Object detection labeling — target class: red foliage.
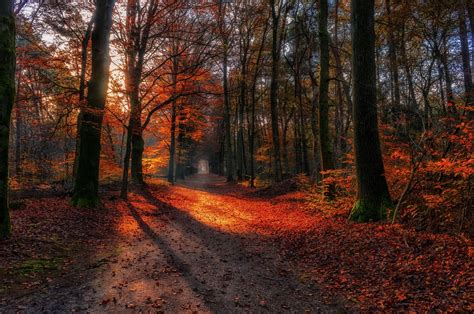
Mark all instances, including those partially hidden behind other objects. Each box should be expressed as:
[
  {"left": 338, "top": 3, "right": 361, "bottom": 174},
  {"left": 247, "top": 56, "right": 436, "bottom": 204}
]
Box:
[
  {"left": 279, "top": 215, "right": 472, "bottom": 311},
  {"left": 147, "top": 179, "right": 472, "bottom": 311}
]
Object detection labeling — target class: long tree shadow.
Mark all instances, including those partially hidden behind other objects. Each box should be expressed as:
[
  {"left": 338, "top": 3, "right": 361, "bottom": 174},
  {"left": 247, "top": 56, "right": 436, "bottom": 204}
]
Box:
[
  {"left": 126, "top": 186, "right": 335, "bottom": 312},
  {"left": 126, "top": 203, "right": 227, "bottom": 312}
]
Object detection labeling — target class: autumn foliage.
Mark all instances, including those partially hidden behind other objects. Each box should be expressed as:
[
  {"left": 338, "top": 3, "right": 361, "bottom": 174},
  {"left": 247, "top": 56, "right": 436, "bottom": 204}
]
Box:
[{"left": 1, "top": 0, "right": 473, "bottom": 312}]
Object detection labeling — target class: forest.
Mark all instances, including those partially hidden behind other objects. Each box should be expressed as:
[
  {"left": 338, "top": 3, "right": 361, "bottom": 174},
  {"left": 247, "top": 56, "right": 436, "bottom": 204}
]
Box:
[{"left": 0, "top": 0, "right": 472, "bottom": 312}]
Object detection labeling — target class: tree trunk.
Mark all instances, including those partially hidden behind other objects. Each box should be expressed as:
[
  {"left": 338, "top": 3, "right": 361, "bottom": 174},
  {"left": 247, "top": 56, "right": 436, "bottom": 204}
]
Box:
[
  {"left": 73, "top": 14, "right": 94, "bottom": 179},
  {"left": 248, "top": 22, "right": 267, "bottom": 187},
  {"left": 236, "top": 65, "right": 246, "bottom": 181},
  {"left": 219, "top": 2, "right": 234, "bottom": 182},
  {"left": 0, "top": 0, "right": 15, "bottom": 239},
  {"left": 458, "top": 1, "right": 474, "bottom": 117},
  {"left": 270, "top": 0, "right": 283, "bottom": 182},
  {"left": 248, "top": 100, "right": 255, "bottom": 186},
  {"left": 131, "top": 122, "right": 144, "bottom": 183},
  {"left": 168, "top": 101, "right": 177, "bottom": 184},
  {"left": 120, "top": 120, "right": 133, "bottom": 199},
  {"left": 282, "top": 104, "right": 293, "bottom": 174},
  {"left": 318, "top": 0, "right": 335, "bottom": 194},
  {"left": 349, "top": 0, "right": 392, "bottom": 222},
  {"left": 466, "top": 0, "right": 474, "bottom": 55},
  {"left": 14, "top": 80, "right": 21, "bottom": 176},
  {"left": 332, "top": 1, "right": 351, "bottom": 166},
  {"left": 297, "top": 82, "right": 310, "bottom": 175},
  {"left": 423, "top": 90, "right": 432, "bottom": 125},
  {"left": 167, "top": 50, "right": 179, "bottom": 184},
  {"left": 105, "top": 122, "right": 116, "bottom": 162},
  {"left": 282, "top": 122, "right": 290, "bottom": 174},
  {"left": 437, "top": 59, "right": 447, "bottom": 115},
  {"left": 401, "top": 26, "right": 417, "bottom": 113},
  {"left": 72, "top": 0, "right": 115, "bottom": 208},
  {"left": 440, "top": 38, "right": 456, "bottom": 114},
  {"left": 176, "top": 120, "right": 186, "bottom": 180},
  {"left": 293, "top": 117, "right": 301, "bottom": 173},
  {"left": 123, "top": 0, "right": 157, "bottom": 189},
  {"left": 310, "top": 83, "right": 321, "bottom": 182},
  {"left": 385, "top": 0, "right": 401, "bottom": 109},
  {"left": 223, "top": 44, "right": 234, "bottom": 182}
]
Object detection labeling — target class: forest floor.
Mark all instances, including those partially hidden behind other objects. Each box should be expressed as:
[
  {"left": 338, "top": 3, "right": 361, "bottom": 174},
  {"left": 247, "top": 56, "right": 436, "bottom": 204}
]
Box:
[{"left": 0, "top": 174, "right": 472, "bottom": 313}]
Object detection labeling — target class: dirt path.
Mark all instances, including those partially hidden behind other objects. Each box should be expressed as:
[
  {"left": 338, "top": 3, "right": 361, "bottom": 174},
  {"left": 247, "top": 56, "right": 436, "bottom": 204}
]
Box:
[{"left": 2, "top": 175, "right": 338, "bottom": 313}]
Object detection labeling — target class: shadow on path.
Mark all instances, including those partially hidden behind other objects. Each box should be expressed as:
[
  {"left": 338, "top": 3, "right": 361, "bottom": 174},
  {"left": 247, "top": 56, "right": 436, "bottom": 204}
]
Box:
[{"left": 125, "top": 185, "right": 336, "bottom": 312}]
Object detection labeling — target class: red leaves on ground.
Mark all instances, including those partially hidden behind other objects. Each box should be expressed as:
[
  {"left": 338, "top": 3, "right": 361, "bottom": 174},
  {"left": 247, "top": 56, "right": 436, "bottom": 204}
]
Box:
[
  {"left": 1, "top": 180, "right": 472, "bottom": 312},
  {"left": 0, "top": 195, "right": 120, "bottom": 299},
  {"left": 147, "top": 177, "right": 472, "bottom": 311},
  {"left": 277, "top": 207, "right": 473, "bottom": 312}
]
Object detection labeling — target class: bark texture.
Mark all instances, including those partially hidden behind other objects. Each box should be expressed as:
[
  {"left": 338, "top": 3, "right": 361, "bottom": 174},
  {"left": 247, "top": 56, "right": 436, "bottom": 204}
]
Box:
[
  {"left": 318, "top": 0, "right": 335, "bottom": 193},
  {"left": 168, "top": 54, "right": 179, "bottom": 184},
  {"left": 72, "top": 0, "right": 115, "bottom": 208},
  {"left": 458, "top": 1, "right": 473, "bottom": 117},
  {"left": 349, "top": 0, "right": 392, "bottom": 222},
  {"left": 269, "top": 0, "right": 283, "bottom": 182},
  {"left": 0, "top": 0, "right": 15, "bottom": 238}
]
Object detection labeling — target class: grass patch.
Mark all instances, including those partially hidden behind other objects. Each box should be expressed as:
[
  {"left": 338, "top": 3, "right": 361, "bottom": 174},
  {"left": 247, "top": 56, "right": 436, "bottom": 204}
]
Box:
[{"left": 15, "top": 258, "right": 62, "bottom": 277}]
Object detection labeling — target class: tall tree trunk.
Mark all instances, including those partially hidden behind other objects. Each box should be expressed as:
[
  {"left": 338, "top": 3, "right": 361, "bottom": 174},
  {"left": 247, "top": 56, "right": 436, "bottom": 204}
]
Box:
[
  {"left": 349, "top": 0, "right": 392, "bottom": 222},
  {"left": 0, "top": 0, "right": 15, "bottom": 239},
  {"left": 121, "top": 0, "right": 157, "bottom": 192},
  {"left": 218, "top": 131, "right": 225, "bottom": 176},
  {"left": 131, "top": 120, "right": 144, "bottom": 183},
  {"left": 104, "top": 122, "right": 116, "bottom": 162},
  {"left": 458, "top": 1, "right": 474, "bottom": 117},
  {"left": 309, "top": 75, "right": 321, "bottom": 182},
  {"left": 219, "top": 1, "right": 233, "bottom": 182},
  {"left": 120, "top": 119, "right": 133, "bottom": 199},
  {"left": 318, "top": 0, "right": 335, "bottom": 194},
  {"left": 297, "top": 80, "right": 310, "bottom": 175},
  {"left": 437, "top": 59, "right": 447, "bottom": 115},
  {"left": 282, "top": 103, "right": 293, "bottom": 174},
  {"left": 440, "top": 38, "right": 456, "bottom": 114},
  {"left": 333, "top": 0, "right": 343, "bottom": 166},
  {"left": 248, "top": 22, "right": 268, "bottom": 187},
  {"left": 72, "top": 0, "right": 115, "bottom": 208},
  {"left": 385, "top": 0, "right": 401, "bottom": 110},
  {"left": 168, "top": 103, "right": 177, "bottom": 183},
  {"left": 223, "top": 43, "right": 234, "bottom": 182},
  {"left": 293, "top": 119, "right": 301, "bottom": 173},
  {"left": 331, "top": 1, "right": 352, "bottom": 165},
  {"left": 73, "top": 15, "right": 94, "bottom": 179},
  {"left": 424, "top": 58, "right": 435, "bottom": 129},
  {"left": 120, "top": 0, "right": 139, "bottom": 199},
  {"left": 176, "top": 117, "right": 186, "bottom": 180},
  {"left": 14, "top": 76, "right": 21, "bottom": 176},
  {"left": 282, "top": 122, "right": 290, "bottom": 174},
  {"left": 466, "top": 0, "right": 474, "bottom": 55},
  {"left": 423, "top": 90, "right": 432, "bottom": 125},
  {"left": 124, "top": 93, "right": 144, "bottom": 189},
  {"left": 168, "top": 53, "right": 178, "bottom": 184},
  {"left": 248, "top": 93, "right": 256, "bottom": 186},
  {"left": 236, "top": 58, "right": 246, "bottom": 181},
  {"left": 401, "top": 26, "right": 418, "bottom": 113},
  {"left": 269, "top": 0, "right": 283, "bottom": 182}
]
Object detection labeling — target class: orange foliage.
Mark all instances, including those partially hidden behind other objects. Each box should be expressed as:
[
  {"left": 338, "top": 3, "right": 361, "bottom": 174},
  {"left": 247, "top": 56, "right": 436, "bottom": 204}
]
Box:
[{"left": 136, "top": 179, "right": 472, "bottom": 312}]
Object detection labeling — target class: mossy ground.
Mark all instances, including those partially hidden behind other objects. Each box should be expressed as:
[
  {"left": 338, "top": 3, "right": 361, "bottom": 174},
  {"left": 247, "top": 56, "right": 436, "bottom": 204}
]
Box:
[
  {"left": 0, "top": 195, "right": 119, "bottom": 301},
  {"left": 15, "top": 258, "right": 61, "bottom": 277},
  {"left": 349, "top": 198, "right": 393, "bottom": 222},
  {"left": 71, "top": 195, "right": 101, "bottom": 209}
]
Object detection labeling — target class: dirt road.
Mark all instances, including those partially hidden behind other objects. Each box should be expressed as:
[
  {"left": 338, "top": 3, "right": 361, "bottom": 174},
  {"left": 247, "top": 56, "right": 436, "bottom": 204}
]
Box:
[{"left": 3, "top": 175, "right": 338, "bottom": 313}]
